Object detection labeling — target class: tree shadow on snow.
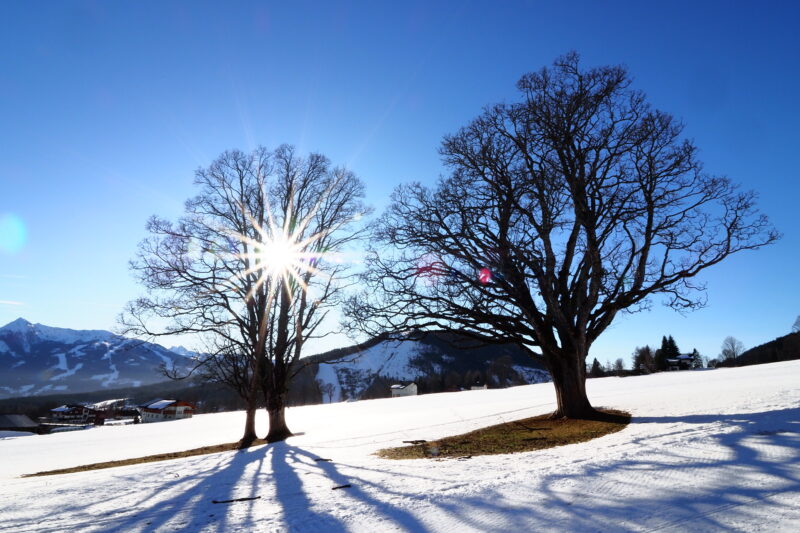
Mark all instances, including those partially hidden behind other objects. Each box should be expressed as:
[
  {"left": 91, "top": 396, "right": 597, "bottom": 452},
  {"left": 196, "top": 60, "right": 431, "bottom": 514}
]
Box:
[{"left": 521, "top": 407, "right": 800, "bottom": 532}]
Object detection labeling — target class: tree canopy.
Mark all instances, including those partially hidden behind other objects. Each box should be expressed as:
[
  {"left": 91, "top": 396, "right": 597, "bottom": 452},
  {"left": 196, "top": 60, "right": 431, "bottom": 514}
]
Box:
[
  {"left": 347, "top": 53, "right": 778, "bottom": 418},
  {"left": 122, "top": 145, "right": 367, "bottom": 444}
]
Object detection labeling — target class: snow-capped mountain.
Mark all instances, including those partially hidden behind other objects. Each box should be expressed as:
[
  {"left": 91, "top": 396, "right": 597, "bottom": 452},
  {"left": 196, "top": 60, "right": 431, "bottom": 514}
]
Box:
[
  {"left": 0, "top": 318, "right": 194, "bottom": 399},
  {"left": 304, "top": 331, "right": 550, "bottom": 403}
]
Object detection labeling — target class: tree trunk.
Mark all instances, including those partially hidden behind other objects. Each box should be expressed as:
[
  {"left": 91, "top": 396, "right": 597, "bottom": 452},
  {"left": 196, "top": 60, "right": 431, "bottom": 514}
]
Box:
[
  {"left": 238, "top": 395, "right": 258, "bottom": 449},
  {"left": 546, "top": 351, "right": 598, "bottom": 419},
  {"left": 265, "top": 392, "right": 292, "bottom": 443},
  {"left": 238, "top": 352, "right": 263, "bottom": 449}
]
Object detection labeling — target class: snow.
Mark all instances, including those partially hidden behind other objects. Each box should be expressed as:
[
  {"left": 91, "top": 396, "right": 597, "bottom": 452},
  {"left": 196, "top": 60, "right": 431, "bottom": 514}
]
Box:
[
  {"left": 0, "top": 431, "right": 34, "bottom": 440},
  {"left": 90, "top": 341, "right": 128, "bottom": 387},
  {"left": 50, "top": 362, "right": 83, "bottom": 381},
  {"left": 149, "top": 345, "right": 180, "bottom": 369},
  {"left": 0, "top": 318, "right": 114, "bottom": 345},
  {"left": 316, "top": 339, "right": 432, "bottom": 401},
  {"left": 90, "top": 398, "right": 129, "bottom": 409},
  {"left": 144, "top": 399, "right": 177, "bottom": 410},
  {"left": 512, "top": 365, "right": 551, "bottom": 384},
  {"left": 169, "top": 345, "right": 195, "bottom": 358},
  {"left": 0, "top": 361, "right": 798, "bottom": 532}
]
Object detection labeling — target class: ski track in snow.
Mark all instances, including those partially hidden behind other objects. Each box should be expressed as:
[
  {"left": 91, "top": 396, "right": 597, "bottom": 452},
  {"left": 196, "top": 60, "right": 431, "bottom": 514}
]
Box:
[{"left": 0, "top": 361, "right": 798, "bottom": 532}]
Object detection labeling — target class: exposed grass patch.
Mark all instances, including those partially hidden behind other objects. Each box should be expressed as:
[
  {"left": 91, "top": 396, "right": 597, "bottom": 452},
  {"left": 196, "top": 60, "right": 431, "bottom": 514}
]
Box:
[
  {"left": 377, "top": 409, "right": 630, "bottom": 460},
  {"left": 22, "top": 439, "right": 269, "bottom": 478}
]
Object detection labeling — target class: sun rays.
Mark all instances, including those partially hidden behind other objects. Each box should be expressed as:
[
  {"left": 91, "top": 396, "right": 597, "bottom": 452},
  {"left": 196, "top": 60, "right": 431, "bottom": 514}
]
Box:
[{"left": 226, "top": 196, "right": 331, "bottom": 305}]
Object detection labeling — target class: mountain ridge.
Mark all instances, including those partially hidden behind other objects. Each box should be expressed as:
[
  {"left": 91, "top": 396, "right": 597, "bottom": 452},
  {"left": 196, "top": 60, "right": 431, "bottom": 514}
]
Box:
[{"left": 0, "top": 318, "right": 193, "bottom": 399}]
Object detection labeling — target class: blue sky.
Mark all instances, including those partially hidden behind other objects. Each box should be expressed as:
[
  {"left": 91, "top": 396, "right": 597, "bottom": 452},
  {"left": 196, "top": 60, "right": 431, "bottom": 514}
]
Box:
[{"left": 0, "top": 1, "right": 797, "bottom": 363}]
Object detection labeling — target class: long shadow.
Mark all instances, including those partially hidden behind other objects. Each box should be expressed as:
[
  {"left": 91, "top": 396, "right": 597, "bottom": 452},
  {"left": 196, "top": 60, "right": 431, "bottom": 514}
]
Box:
[
  {"left": 269, "top": 442, "right": 431, "bottom": 532},
  {"left": 8, "top": 444, "right": 273, "bottom": 532}
]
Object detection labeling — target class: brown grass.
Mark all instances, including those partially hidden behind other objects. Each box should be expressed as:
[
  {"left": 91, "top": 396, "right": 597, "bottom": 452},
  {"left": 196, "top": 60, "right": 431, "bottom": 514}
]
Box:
[
  {"left": 376, "top": 409, "right": 631, "bottom": 460},
  {"left": 22, "top": 439, "right": 269, "bottom": 478}
]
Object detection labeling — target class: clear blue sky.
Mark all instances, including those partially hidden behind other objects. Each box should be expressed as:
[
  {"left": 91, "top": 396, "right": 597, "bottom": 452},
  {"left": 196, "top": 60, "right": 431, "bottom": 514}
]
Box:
[{"left": 1, "top": 1, "right": 797, "bottom": 363}]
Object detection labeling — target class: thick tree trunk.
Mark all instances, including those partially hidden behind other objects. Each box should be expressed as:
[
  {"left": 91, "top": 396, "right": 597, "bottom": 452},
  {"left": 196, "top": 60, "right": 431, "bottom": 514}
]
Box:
[
  {"left": 546, "top": 351, "right": 598, "bottom": 419},
  {"left": 265, "top": 393, "right": 292, "bottom": 443}
]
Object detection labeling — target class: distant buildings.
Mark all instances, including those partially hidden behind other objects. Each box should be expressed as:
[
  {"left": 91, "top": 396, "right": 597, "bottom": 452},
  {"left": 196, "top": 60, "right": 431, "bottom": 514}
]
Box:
[
  {"left": 139, "top": 399, "right": 196, "bottom": 422},
  {"left": 666, "top": 354, "right": 701, "bottom": 371},
  {"left": 50, "top": 404, "right": 103, "bottom": 425},
  {"left": 390, "top": 383, "right": 418, "bottom": 397}
]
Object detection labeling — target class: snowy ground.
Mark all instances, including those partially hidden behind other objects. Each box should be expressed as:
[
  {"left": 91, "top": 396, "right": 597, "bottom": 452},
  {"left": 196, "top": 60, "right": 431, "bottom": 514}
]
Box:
[{"left": 1, "top": 361, "right": 798, "bottom": 532}]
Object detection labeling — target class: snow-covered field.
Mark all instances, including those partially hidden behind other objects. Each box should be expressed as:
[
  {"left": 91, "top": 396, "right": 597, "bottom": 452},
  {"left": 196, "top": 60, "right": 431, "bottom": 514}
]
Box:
[{"left": 1, "top": 361, "right": 798, "bottom": 532}]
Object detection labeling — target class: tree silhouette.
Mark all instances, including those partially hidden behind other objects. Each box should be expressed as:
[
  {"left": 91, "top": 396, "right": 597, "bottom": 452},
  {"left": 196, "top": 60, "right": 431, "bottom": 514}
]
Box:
[
  {"left": 347, "top": 53, "right": 778, "bottom": 418},
  {"left": 122, "top": 145, "right": 367, "bottom": 445}
]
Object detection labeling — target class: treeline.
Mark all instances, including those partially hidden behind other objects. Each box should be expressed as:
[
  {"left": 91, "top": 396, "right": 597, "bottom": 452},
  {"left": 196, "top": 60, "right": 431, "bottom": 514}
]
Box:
[
  {"left": 715, "top": 331, "right": 800, "bottom": 368},
  {"left": 587, "top": 335, "right": 703, "bottom": 378}
]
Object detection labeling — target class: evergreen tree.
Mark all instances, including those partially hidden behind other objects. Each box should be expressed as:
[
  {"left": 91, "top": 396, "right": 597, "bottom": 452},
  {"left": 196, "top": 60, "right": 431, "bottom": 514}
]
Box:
[
  {"left": 588, "top": 358, "right": 605, "bottom": 378},
  {"left": 667, "top": 336, "right": 681, "bottom": 359},
  {"left": 655, "top": 336, "right": 669, "bottom": 371}
]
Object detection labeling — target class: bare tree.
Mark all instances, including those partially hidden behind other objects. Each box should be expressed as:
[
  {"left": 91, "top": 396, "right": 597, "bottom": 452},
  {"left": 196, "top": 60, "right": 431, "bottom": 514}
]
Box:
[
  {"left": 319, "top": 381, "right": 336, "bottom": 403},
  {"left": 122, "top": 145, "right": 367, "bottom": 445},
  {"left": 346, "top": 53, "right": 778, "bottom": 419},
  {"left": 613, "top": 358, "right": 625, "bottom": 376},
  {"left": 720, "top": 336, "right": 745, "bottom": 364},
  {"left": 793, "top": 316, "right": 800, "bottom": 333},
  {"left": 632, "top": 345, "right": 656, "bottom": 373}
]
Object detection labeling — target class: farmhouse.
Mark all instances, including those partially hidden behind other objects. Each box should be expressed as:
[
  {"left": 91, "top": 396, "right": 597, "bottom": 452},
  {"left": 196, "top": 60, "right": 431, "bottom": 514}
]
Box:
[
  {"left": 390, "top": 383, "right": 418, "bottom": 397},
  {"left": 666, "top": 354, "right": 699, "bottom": 371},
  {"left": 50, "top": 404, "right": 103, "bottom": 425},
  {"left": 139, "top": 399, "right": 195, "bottom": 423}
]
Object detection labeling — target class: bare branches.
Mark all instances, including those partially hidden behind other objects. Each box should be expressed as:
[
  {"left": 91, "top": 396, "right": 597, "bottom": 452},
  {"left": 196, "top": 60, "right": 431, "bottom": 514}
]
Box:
[
  {"left": 121, "top": 145, "right": 367, "bottom": 440},
  {"left": 346, "top": 53, "right": 778, "bottom": 417}
]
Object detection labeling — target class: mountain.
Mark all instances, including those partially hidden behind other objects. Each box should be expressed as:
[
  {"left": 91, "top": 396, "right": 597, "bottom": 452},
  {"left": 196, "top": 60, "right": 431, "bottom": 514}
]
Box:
[
  {"left": 0, "top": 318, "right": 194, "bottom": 399},
  {"left": 0, "top": 318, "right": 550, "bottom": 406},
  {"left": 292, "top": 330, "right": 550, "bottom": 404}
]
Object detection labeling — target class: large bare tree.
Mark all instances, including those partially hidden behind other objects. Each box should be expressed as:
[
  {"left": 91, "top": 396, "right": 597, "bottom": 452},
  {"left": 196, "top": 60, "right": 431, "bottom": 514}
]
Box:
[
  {"left": 122, "top": 145, "right": 367, "bottom": 445},
  {"left": 347, "top": 53, "right": 778, "bottom": 419}
]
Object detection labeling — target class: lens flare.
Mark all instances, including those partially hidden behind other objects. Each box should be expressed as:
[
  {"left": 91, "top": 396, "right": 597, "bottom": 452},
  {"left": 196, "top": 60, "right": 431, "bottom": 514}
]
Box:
[{"left": 0, "top": 214, "right": 27, "bottom": 254}]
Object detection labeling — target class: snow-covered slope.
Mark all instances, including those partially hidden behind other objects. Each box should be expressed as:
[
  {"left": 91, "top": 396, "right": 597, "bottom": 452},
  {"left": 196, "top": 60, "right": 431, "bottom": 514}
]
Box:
[
  {"left": 0, "top": 318, "right": 193, "bottom": 398},
  {"left": 0, "top": 361, "right": 798, "bottom": 531},
  {"left": 311, "top": 332, "right": 550, "bottom": 402}
]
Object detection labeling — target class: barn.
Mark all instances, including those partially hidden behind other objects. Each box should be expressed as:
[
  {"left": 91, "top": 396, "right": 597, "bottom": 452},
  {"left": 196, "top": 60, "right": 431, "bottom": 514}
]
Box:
[{"left": 390, "top": 383, "right": 418, "bottom": 398}]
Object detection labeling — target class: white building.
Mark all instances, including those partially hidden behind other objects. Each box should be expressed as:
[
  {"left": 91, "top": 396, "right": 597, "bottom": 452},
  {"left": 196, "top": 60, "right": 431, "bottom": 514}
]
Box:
[
  {"left": 139, "top": 399, "right": 195, "bottom": 423},
  {"left": 390, "top": 383, "right": 417, "bottom": 397}
]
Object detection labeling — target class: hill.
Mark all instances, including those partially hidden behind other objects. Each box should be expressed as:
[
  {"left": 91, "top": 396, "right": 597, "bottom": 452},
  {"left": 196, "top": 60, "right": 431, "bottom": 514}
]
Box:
[
  {"left": 294, "top": 330, "right": 550, "bottom": 403},
  {"left": 717, "top": 331, "right": 800, "bottom": 367}
]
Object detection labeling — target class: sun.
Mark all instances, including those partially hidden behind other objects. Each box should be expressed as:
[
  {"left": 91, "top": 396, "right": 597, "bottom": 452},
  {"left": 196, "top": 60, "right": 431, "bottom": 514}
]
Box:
[
  {"left": 253, "top": 231, "right": 299, "bottom": 279},
  {"left": 227, "top": 206, "right": 329, "bottom": 304}
]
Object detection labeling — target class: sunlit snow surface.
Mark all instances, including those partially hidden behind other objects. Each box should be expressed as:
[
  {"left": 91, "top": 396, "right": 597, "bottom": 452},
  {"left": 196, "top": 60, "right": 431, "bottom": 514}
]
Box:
[{"left": 1, "top": 361, "right": 798, "bottom": 532}]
